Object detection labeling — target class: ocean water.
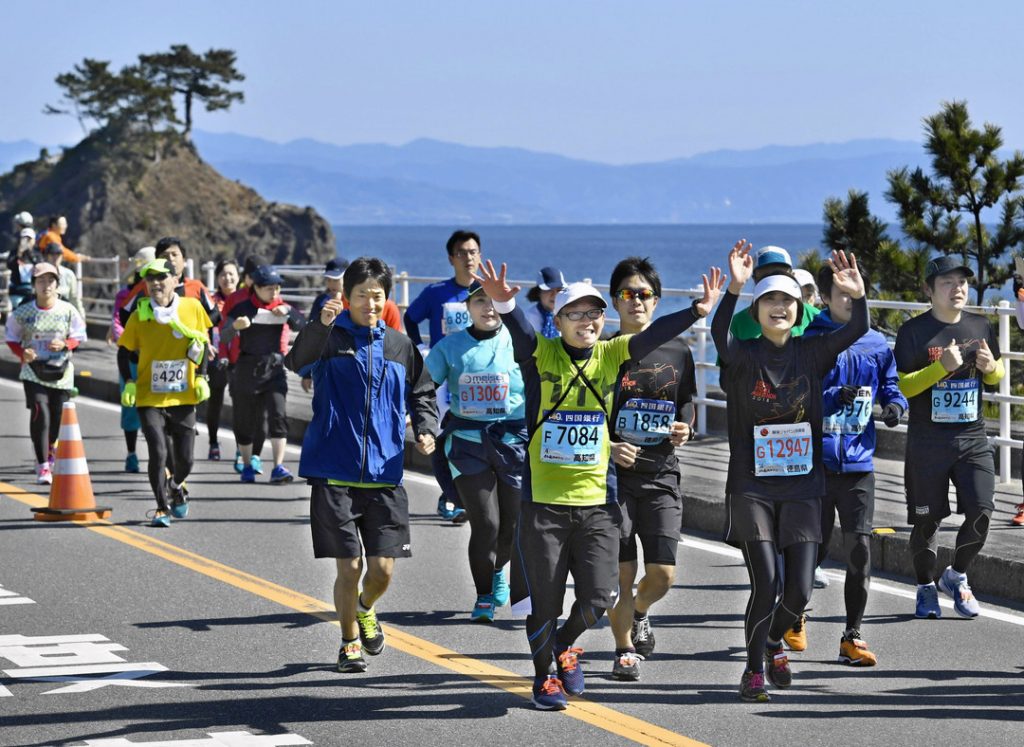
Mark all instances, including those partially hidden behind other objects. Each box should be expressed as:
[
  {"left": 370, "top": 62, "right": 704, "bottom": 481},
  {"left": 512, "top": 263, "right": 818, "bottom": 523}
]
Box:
[{"left": 334, "top": 223, "right": 826, "bottom": 316}]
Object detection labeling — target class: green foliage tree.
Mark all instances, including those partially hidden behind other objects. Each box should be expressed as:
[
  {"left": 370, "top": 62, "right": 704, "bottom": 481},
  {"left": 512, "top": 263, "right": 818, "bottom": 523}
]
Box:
[
  {"left": 139, "top": 45, "right": 245, "bottom": 138},
  {"left": 44, "top": 59, "right": 122, "bottom": 134},
  {"left": 886, "top": 100, "right": 1024, "bottom": 302}
]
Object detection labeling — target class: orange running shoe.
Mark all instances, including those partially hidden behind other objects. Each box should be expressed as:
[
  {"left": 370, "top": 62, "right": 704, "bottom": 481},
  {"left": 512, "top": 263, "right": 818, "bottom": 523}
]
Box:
[
  {"left": 1012, "top": 503, "right": 1024, "bottom": 527},
  {"left": 783, "top": 613, "right": 807, "bottom": 652},
  {"left": 838, "top": 631, "right": 878, "bottom": 667}
]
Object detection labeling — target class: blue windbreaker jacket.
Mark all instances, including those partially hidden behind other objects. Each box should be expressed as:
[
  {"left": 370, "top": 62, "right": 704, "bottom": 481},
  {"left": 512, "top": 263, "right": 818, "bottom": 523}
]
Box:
[{"left": 805, "top": 309, "right": 908, "bottom": 472}]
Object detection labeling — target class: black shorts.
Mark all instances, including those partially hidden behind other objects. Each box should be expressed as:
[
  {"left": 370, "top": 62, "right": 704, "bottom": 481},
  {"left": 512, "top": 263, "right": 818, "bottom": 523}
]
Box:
[
  {"left": 309, "top": 482, "right": 412, "bottom": 559},
  {"left": 446, "top": 432, "right": 525, "bottom": 490},
  {"left": 511, "top": 502, "right": 621, "bottom": 620},
  {"left": 724, "top": 493, "right": 822, "bottom": 549},
  {"left": 617, "top": 467, "right": 682, "bottom": 566},
  {"left": 904, "top": 436, "right": 995, "bottom": 523},
  {"left": 823, "top": 471, "right": 875, "bottom": 536},
  {"left": 23, "top": 380, "right": 71, "bottom": 409}
]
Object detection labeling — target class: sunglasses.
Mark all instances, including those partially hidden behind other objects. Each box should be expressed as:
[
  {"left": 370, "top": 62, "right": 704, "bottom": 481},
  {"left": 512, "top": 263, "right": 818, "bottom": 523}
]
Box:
[
  {"left": 614, "top": 288, "right": 657, "bottom": 302},
  {"left": 560, "top": 308, "right": 605, "bottom": 321}
]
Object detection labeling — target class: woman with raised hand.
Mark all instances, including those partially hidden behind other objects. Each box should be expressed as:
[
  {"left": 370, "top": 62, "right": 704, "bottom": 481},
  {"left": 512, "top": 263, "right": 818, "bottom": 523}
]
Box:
[{"left": 712, "top": 240, "right": 867, "bottom": 703}]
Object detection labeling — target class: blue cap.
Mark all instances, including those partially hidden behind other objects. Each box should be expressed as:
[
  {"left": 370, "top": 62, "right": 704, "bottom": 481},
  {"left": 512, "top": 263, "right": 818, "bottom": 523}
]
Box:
[
  {"left": 756, "top": 246, "right": 792, "bottom": 269},
  {"left": 537, "top": 266, "right": 567, "bottom": 291},
  {"left": 323, "top": 258, "right": 347, "bottom": 280},
  {"left": 250, "top": 265, "right": 284, "bottom": 287}
]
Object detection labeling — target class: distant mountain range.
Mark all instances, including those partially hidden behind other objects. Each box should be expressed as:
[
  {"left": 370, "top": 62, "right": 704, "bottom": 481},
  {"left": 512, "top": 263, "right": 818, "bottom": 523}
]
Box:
[{"left": 3, "top": 133, "right": 936, "bottom": 224}]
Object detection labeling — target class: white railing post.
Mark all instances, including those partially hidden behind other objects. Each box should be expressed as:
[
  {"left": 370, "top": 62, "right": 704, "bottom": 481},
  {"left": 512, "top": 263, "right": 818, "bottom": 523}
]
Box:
[
  {"left": 184, "top": 258, "right": 194, "bottom": 280},
  {"left": 202, "top": 261, "right": 215, "bottom": 290},
  {"left": 695, "top": 316, "right": 708, "bottom": 435},
  {"left": 998, "top": 301, "right": 1012, "bottom": 483},
  {"left": 399, "top": 272, "right": 409, "bottom": 310}
]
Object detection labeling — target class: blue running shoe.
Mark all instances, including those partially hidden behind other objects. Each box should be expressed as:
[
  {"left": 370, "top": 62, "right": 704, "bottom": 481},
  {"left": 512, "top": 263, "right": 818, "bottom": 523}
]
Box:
[
  {"left": 240, "top": 465, "right": 257, "bottom": 484},
  {"left": 531, "top": 675, "right": 567, "bottom": 710},
  {"left": 491, "top": 569, "right": 510, "bottom": 607},
  {"left": 436, "top": 496, "right": 458, "bottom": 520},
  {"left": 233, "top": 450, "right": 244, "bottom": 474},
  {"left": 915, "top": 583, "right": 942, "bottom": 619},
  {"left": 938, "top": 567, "right": 980, "bottom": 618},
  {"left": 270, "top": 465, "right": 294, "bottom": 484},
  {"left": 169, "top": 481, "right": 189, "bottom": 518},
  {"left": 125, "top": 453, "right": 140, "bottom": 473},
  {"left": 554, "top": 644, "right": 585, "bottom": 696},
  {"left": 471, "top": 594, "right": 495, "bottom": 623},
  {"left": 149, "top": 510, "right": 171, "bottom": 528},
  {"left": 250, "top": 455, "right": 264, "bottom": 475}
]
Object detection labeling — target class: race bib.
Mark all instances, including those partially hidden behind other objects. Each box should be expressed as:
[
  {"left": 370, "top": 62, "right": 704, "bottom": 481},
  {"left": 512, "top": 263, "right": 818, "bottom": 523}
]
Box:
[
  {"left": 458, "top": 372, "right": 510, "bottom": 417},
  {"left": 616, "top": 398, "right": 674, "bottom": 446},
  {"left": 823, "top": 386, "right": 873, "bottom": 435},
  {"left": 753, "top": 422, "right": 813, "bottom": 477},
  {"left": 540, "top": 411, "right": 606, "bottom": 466},
  {"left": 151, "top": 359, "right": 188, "bottom": 393},
  {"left": 931, "top": 379, "right": 979, "bottom": 423},
  {"left": 31, "top": 331, "right": 62, "bottom": 357},
  {"left": 441, "top": 301, "right": 470, "bottom": 336}
]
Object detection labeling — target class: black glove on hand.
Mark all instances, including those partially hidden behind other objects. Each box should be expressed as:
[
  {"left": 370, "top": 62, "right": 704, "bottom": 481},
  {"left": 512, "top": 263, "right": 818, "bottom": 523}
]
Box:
[
  {"left": 881, "top": 402, "right": 903, "bottom": 428},
  {"left": 838, "top": 385, "right": 859, "bottom": 406}
]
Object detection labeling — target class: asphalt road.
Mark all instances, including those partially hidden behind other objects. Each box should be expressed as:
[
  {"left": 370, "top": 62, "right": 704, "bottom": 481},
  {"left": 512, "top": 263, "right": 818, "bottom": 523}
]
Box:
[{"left": 1, "top": 378, "right": 1022, "bottom": 747}]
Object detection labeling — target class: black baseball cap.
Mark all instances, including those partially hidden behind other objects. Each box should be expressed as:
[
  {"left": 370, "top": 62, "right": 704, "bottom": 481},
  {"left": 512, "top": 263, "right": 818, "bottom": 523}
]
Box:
[
  {"left": 250, "top": 265, "right": 284, "bottom": 286},
  {"left": 925, "top": 255, "right": 974, "bottom": 282}
]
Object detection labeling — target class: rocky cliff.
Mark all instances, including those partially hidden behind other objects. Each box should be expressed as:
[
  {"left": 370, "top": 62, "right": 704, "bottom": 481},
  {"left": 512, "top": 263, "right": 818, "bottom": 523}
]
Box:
[{"left": 0, "top": 131, "right": 335, "bottom": 265}]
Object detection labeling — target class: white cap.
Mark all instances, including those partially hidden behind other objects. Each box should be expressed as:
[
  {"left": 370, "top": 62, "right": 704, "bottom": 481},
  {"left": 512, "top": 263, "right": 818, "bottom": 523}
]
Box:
[
  {"left": 133, "top": 246, "right": 157, "bottom": 267},
  {"left": 753, "top": 275, "right": 802, "bottom": 302},
  {"left": 553, "top": 282, "right": 607, "bottom": 316},
  {"left": 14, "top": 211, "right": 33, "bottom": 228},
  {"left": 756, "top": 246, "right": 792, "bottom": 269},
  {"left": 19, "top": 227, "right": 36, "bottom": 240},
  {"left": 792, "top": 269, "right": 816, "bottom": 288}
]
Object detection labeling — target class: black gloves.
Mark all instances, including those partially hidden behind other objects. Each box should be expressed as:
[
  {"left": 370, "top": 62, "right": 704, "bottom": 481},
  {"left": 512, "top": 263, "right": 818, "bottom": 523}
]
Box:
[
  {"left": 838, "top": 385, "right": 859, "bottom": 406},
  {"left": 881, "top": 402, "right": 903, "bottom": 428}
]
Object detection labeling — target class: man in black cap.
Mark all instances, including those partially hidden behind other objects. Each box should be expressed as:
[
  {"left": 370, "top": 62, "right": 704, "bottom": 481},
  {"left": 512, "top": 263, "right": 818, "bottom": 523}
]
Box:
[{"left": 893, "top": 255, "right": 1003, "bottom": 620}]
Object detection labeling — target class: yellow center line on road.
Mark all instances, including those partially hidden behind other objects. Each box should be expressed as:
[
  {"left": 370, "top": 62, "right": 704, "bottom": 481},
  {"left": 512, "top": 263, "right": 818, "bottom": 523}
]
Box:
[{"left": 0, "top": 481, "right": 706, "bottom": 747}]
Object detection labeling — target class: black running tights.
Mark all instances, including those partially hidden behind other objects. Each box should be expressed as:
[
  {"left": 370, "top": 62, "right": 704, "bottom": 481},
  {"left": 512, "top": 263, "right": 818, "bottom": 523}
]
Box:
[
  {"left": 138, "top": 406, "right": 196, "bottom": 511},
  {"left": 526, "top": 602, "right": 606, "bottom": 677},
  {"left": 27, "top": 386, "right": 65, "bottom": 464},
  {"left": 454, "top": 471, "right": 520, "bottom": 595},
  {"left": 816, "top": 526, "right": 872, "bottom": 631},
  {"left": 909, "top": 510, "right": 992, "bottom": 584},
  {"left": 741, "top": 541, "right": 816, "bottom": 673}
]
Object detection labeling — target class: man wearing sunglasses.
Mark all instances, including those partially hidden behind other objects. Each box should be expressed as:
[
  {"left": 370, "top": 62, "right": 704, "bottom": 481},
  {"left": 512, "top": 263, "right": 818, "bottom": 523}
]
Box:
[{"left": 604, "top": 257, "right": 697, "bottom": 681}]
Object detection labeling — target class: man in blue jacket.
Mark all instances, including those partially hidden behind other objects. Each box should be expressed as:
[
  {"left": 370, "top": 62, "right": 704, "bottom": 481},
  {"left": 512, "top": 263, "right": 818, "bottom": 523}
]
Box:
[
  {"left": 784, "top": 265, "right": 907, "bottom": 666},
  {"left": 286, "top": 257, "right": 438, "bottom": 674}
]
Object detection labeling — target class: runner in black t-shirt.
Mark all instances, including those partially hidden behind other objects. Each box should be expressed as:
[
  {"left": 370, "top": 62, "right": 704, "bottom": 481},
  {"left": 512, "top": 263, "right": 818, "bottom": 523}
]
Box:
[
  {"left": 893, "top": 255, "right": 1003, "bottom": 620},
  {"left": 604, "top": 257, "right": 697, "bottom": 681},
  {"left": 712, "top": 240, "right": 868, "bottom": 702}
]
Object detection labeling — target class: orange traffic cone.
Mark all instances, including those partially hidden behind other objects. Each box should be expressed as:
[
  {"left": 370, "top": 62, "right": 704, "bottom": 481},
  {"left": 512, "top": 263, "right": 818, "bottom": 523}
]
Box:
[{"left": 32, "top": 401, "right": 112, "bottom": 522}]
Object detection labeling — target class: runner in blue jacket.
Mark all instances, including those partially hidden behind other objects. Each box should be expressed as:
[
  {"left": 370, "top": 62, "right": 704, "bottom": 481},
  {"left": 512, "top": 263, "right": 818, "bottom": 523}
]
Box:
[{"left": 784, "top": 265, "right": 907, "bottom": 667}]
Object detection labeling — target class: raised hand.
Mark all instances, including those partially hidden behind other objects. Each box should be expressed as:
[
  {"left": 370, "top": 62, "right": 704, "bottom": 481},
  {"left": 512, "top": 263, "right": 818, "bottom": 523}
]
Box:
[
  {"left": 694, "top": 266, "right": 726, "bottom": 318},
  {"left": 975, "top": 338, "right": 998, "bottom": 375},
  {"left": 727, "top": 240, "right": 754, "bottom": 292},
  {"left": 471, "top": 259, "right": 520, "bottom": 304},
  {"left": 828, "top": 250, "right": 865, "bottom": 299},
  {"left": 320, "top": 292, "right": 344, "bottom": 326},
  {"left": 940, "top": 338, "right": 963, "bottom": 373}
]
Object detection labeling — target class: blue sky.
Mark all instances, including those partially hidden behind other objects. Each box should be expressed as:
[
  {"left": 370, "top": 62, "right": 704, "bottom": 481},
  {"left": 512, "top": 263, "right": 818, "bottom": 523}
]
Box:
[{"left": 3, "top": 0, "right": 1022, "bottom": 163}]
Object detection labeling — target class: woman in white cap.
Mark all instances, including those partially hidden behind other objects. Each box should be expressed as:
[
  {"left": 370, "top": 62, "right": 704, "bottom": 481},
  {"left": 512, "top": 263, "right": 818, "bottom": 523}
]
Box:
[
  {"left": 712, "top": 240, "right": 866, "bottom": 703},
  {"left": 4, "top": 262, "right": 87, "bottom": 484},
  {"left": 524, "top": 266, "right": 567, "bottom": 338}
]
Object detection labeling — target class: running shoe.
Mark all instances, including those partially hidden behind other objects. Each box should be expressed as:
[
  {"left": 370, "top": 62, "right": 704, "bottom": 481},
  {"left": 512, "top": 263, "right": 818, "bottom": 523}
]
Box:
[
  {"left": 471, "top": 594, "right": 495, "bottom": 623},
  {"left": 451, "top": 506, "right": 468, "bottom": 525},
  {"left": 47, "top": 443, "right": 57, "bottom": 468},
  {"left": 356, "top": 605, "right": 386, "bottom": 655},
  {"left": 631, "top": 612, "right": 656, "bottom": 658},
  {"left": 739, "top": 669, "right": 770, "bottom": 703},
  {"left": 233, "top": 449, "right": 245, "bottom": 474},
  {"left": 1012, "top": 503, "right": 1024, "bottom": 527},
  {"left": 35, "top": 464, "right": 52, "bottom": 485},
  {"left": 491, "top": 569, "right": 510, "bottom": 607},
  {"left": 240, "top": 465, "right": 257, "bottom": 484},
  {"left": 938, "top": 566, "right": 980, "bottom": 618},
  {"left": 269, "top": 465, "right": 294, "bottom": 484},
  {"left": 554, "top": 644, "right": 585, "bottom": 696},
  {"left": 914, "top": 583, "right": 942, "bottom": 619},
  {"left": 208, "top": 443, "right": 221, "bottom": 461},
  {"left": 169, "top": 482, "right": 190, "bottom": 519},
  {"left": 125, "top": 453, "right": 140, "bottom": 473},
  {"left": 250, "top": 455, "right": 264, "bottom": 475},
  {"left": 531, "top": 675, "right": 567, "bottom": 710},
  {"left": 838, "top": 631, "right": 878, "bottom": 666},
  {"left": 612, "top": 650, "right": 641, "bottom": 681},
  {"left": 337, "top": 641, "right": 367, "bottom": 673},
  {"left": 764, "top": 644, "right": 792, "bottom": 688},
  {"left": 783, "top": 613, "right": 807, "bottom": 651},
  {"left": 149, "top": 510, "right": 171, "bottom": 528},
  {"left": 813, "top": 566, "right": 830, "bottom": 588},
  {"left": 436, "top": 496, "right": 459, "bottom": 521}
]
